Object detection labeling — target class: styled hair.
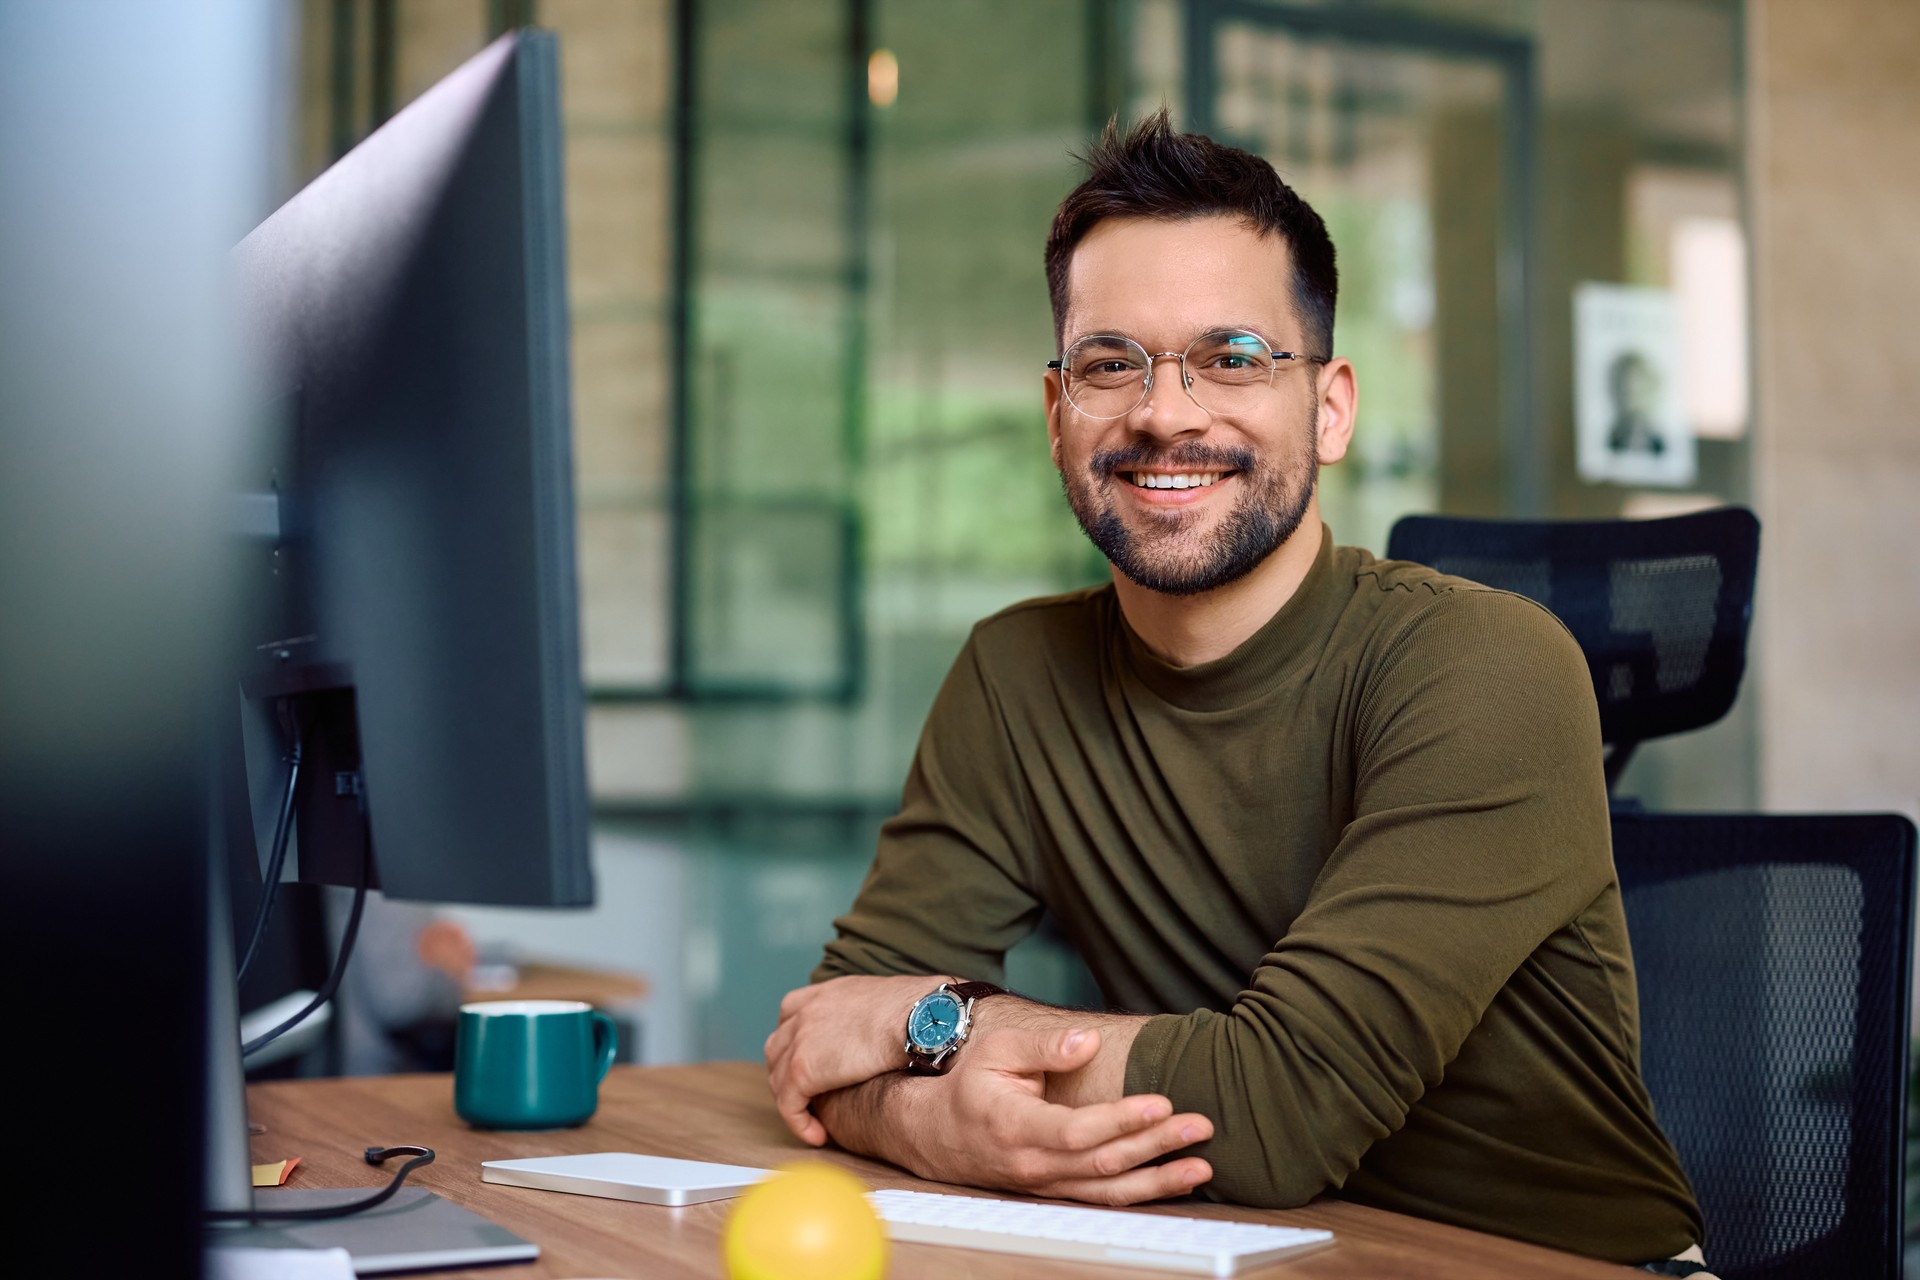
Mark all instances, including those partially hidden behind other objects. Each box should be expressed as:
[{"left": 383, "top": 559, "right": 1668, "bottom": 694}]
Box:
[{"left": 1044, "top": 109, "right": 1338, "bottom": 357}]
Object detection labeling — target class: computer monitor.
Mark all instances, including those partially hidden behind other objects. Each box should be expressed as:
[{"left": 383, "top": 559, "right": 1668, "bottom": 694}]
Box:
[
  {"left": 227, "top": 28, "right": 590, "bottom": 909},
  {"left": 202, "top": 29, "right": 595, "bottom": 1245}
]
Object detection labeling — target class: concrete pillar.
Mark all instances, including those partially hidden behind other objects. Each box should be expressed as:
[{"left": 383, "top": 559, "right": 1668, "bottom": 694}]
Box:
[{"left": 1747, "top": 0, "right": 1920, "bottom": 820}]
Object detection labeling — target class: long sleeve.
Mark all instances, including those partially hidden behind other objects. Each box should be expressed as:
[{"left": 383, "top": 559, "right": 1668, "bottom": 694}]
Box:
[
  {"left": 1122, "top": 590, "right": 1615, "bottom": 1207},
  {"left": 814, "top": 629, "right": 1045, "bottom": 984}
]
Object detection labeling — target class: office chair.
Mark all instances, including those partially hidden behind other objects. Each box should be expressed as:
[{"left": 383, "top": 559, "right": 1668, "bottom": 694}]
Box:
[
  {"left": 1612, "top": 812, "right": 1916, "bottom": 1280},
  {"left": 1385, "top": 507, "right": 1759, "bottom": 791},
  {"left": 1388, "top": 508, "right": 1915, "bottom": 1273}
]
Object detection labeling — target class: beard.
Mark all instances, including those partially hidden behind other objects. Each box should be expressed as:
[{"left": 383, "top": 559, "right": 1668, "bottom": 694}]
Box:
[{"left": 1059, "top": 408, "right": 1319, "bottom": 598}]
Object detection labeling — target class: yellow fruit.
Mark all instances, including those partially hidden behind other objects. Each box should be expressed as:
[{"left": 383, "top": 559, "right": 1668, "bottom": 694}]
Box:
[{"left": 723, "top": 1162, "right": 888, "bottom": 1280}]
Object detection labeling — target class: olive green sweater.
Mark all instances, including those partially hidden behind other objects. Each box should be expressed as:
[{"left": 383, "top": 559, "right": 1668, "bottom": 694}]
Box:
[{"left": 816, "top": 529, "right": 1702, "bottom": 1263}]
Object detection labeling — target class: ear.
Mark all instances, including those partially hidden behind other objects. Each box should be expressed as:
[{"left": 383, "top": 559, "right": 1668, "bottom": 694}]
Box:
[
  {"left": 1043, "top": 366, "right": 1065, "bottom": 471},
  {"left": 1313, "top": 357, "right": 1357, "bottom": 466}
]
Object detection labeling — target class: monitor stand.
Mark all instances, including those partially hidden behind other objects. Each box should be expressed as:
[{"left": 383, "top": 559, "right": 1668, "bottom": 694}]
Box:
[
  {"left": 202, "top": 825, "right": 536, "bottom": 1273},
  {"left": 206, "top": 844, "right": 258, "bottom": 1217},
  {"left": 207, "top": 1189, "right": 538, "bottom": 1274}
]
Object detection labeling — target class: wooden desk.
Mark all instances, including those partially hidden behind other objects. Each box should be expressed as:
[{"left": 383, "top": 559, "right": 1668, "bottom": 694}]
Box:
[
  {"left": 463, "top": 962, "right": 650, "bottom": 1009},
  {"left": 247, "top": 1063, "right": 1632, "bottom": 1280}
]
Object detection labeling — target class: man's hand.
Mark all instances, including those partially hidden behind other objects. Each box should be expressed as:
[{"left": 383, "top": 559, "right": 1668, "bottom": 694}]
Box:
[
  {"left": 765, "top": 974, "right": 949, "bottom": 1145},
  {"left": 816, "top": 1020, "right": 1214, "bottom": 1205}
]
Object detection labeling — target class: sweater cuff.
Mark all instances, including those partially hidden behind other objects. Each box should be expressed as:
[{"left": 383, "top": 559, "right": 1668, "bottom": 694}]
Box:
[{"left": 1122, "top": 1010, "right": 1206, "bottom": 1099}]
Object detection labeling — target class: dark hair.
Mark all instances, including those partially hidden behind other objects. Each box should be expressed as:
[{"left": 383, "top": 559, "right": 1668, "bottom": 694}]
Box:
[{"left": 1044, "top": 110, "right": 1338, "bottom": 357}]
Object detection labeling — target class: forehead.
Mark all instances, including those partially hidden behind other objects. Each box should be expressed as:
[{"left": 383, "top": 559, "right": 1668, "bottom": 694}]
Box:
[{"left": 1063, "top": 214, "right": 1296, "bottom": 346}]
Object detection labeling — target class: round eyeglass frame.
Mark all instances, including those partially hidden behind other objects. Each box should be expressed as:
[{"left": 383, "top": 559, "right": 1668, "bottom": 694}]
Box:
[{"left": 1046, "top": 328, "right": 1325, "bottom": 420}]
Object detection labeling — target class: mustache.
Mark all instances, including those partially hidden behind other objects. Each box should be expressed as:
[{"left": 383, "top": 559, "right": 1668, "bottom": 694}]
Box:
[{"left": 1089, "top": 441, "right": 1255, "bottom": 476}]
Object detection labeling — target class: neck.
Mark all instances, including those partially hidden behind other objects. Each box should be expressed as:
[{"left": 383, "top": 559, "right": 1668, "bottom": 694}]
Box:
[{"left": 1111, "top": 508, "right": 1325, "bottom": 668}]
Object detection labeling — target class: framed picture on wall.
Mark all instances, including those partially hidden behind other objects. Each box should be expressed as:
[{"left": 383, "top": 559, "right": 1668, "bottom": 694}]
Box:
[{"left": 1573, "top": 284, "right": 1697, "bottom": 488}]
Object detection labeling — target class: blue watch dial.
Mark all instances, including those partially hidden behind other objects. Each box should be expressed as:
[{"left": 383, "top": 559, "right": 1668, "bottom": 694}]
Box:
[{"left": 908, "top": 992, "right": 963, "bottom": 1051}]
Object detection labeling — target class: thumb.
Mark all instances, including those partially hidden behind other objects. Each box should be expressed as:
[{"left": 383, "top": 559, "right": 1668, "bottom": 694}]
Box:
[{"left": 1047, "top": 1026, "right": 1100, "bottom": 1070}]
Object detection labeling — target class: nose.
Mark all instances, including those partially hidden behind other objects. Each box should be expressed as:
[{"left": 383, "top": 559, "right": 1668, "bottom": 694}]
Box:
[{"left": 1131, "top": 352, "right": 1211, "bottom": 440}]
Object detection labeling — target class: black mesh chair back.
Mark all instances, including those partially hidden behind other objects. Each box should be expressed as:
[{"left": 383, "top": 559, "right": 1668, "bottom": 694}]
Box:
[
  {"left": 1385, "top": 508, "right": 1759, "bottom": 788},
  {"left": 1613, "top": 812, "right": 1916, "bottom": 1280}
]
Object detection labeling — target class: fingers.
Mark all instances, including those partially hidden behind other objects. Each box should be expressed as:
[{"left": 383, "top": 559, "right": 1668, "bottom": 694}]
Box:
[
  {"left": 996, "top": 1088, "right": 1178, "bottom": 1153},
  {"left": 766, "top": 1034, "right": 833, "bottom": 1147},
  {"left": 767, "top": 1013, "right": 903, "bottom": 1148},
  {"left": 1020, "top": 1105, "right": 1213, "bottom": 1185},
  {"left": 1058, "top": 1110, "right": 1213, "bottom": 1179},
  {"left": 764, "top": 1017, "right": 823, "bottom": 1146},
  {"left": 1038, "top": 1156, "right": 1214, "bottom": 1207},
  {"left": 763, "top": 1009, "right": 806, "bottom": 1068},
  {"left": 1051, "top": 1095, "right": 1184, "bottom": 1151},
  {"left": 972, "top": 1087, "right": 1213, "bottom": 1197},
  {"left": 767, "top": 1042, "right": 828, "bottom": 1146},
  {"left": 984, "top": 1092, "right": 1208, "bottom": 1156},
  {"left": 776, "top": 1090, "right": 829, "bottom": 1146},
  {"left": 763, "top": 1020, "right": 788, "bottom": 1067}
]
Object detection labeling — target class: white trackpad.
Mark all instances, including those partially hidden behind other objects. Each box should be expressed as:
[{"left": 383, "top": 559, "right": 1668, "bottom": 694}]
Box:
[{"left": 481, "top": 1152, "right": 774, "bottom": 1207}]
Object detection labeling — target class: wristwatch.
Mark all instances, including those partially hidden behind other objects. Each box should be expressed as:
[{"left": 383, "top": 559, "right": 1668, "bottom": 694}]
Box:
[{"left": 903, "top": 980, "right": 1004, "bottom": 1073}]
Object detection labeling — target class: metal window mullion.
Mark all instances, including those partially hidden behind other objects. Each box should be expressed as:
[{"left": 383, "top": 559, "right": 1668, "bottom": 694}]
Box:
[
  {"left": 667, "top": 0, "right": 698, "bottom": 699},
  {"left": 838, "top": 0, "right": 874, "bottom": 704},
  {"left": 1499, "top": 46, "right": 1542, "bottom": 516}
]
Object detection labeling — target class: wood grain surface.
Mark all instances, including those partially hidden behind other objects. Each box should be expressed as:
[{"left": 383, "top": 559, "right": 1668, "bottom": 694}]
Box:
[
  {"left": 462, "top": 961, "right": 650, "bottom": 1007},
  {"left": 245, "top": 1062, "right": 1636, "bottom": 1279}
]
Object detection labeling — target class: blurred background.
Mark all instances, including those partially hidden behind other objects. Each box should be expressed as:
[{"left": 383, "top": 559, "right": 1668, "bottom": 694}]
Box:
[{"left": 242, "top": 0, "right": 1911, "bottom": 1068}]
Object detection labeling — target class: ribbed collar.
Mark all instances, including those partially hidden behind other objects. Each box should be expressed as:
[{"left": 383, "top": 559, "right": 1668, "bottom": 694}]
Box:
[{"left": 1116, "top": 526, "right": 1345, "bottom": 714}]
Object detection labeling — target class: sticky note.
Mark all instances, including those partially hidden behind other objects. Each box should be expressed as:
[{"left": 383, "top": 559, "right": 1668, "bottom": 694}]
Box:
[{"left": 251, "top": 1157, "right": 301, "bottom": 1188}]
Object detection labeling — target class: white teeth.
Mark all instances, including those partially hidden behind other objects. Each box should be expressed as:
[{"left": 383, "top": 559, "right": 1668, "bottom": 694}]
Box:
[{"left": 1129, "top": 471, "right": 1222, "bottom": 490}]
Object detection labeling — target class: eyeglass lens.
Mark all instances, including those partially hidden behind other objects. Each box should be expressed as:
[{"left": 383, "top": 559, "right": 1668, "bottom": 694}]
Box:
[{"left": 1059, "top": 330, "right": 1280, "bottom": 419}]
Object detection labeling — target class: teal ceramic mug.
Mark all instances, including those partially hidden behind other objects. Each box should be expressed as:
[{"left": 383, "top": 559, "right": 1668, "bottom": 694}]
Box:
[{"left": 454, "top": 1000, "right": 618, "bottom": 1129}]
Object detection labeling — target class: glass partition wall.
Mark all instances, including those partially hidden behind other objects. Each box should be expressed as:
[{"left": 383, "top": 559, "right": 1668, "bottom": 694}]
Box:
[
  {"left": 301, "top": 0, "right": 1748, "bottom": 1060},
  {"left": 1195, "top": 8, "right": 1531, "bottom": 549}
]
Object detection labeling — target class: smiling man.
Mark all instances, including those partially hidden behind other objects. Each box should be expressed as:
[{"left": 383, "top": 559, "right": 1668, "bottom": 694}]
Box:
[{"left": 764, "top": 113, "right": 1710, "bottom": 1274}]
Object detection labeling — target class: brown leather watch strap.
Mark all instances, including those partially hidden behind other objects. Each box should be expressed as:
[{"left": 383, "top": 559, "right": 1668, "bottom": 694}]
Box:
[{"left": 948, "top": 981, "right": 1004, "bottom": 1003}]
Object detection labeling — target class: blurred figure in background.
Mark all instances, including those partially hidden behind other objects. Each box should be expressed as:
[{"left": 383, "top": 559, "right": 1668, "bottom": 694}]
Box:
[{"left": 332, "top": 892, "right": 476, "bottom": 1076}]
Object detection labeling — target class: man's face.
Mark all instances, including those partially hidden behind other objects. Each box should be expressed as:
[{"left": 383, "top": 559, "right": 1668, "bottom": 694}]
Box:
[
  {"left": 1047, "top": 215, "right": 1336, "bottom": 598},
  {"left": 1619, "top": 357, "right": 1658, "bottom": 416}
]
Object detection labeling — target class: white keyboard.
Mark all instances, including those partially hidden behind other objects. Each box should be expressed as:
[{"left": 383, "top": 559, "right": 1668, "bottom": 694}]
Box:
[{"left": 867, "top": 1188, "right": 1334, "bottom": 1276}]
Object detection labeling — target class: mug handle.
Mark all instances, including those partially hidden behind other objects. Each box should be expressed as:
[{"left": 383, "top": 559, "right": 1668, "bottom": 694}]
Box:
[{"left": 590, "top": 1010, "right": 619, "bottom": 1081}]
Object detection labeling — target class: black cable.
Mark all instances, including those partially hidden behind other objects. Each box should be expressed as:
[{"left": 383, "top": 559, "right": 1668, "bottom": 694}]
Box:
[
  {"left": 235, "top": 728, "right": 305, "bottom": 985},
  {"left": 241, "top": 834, "right": 369, "bottom": 1059},
  {"left": 205, "top": 1145, "right": 436, "bottom": 1222}
]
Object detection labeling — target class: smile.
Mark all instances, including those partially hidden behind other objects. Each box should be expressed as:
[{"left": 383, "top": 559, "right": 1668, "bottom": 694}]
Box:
[{"left": 1122, "top": 471, "right": 1231, "bottom": 490}]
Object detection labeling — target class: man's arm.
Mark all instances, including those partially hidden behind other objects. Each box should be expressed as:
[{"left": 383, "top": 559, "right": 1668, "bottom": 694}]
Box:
[
  {"left": 811, "top": 636, "right": 1046, "bottom": 989},
  {"left": 764, "top": 976, "right": 1138, "bottom": 1144},
  {"left": 810, "top": 1017, "right": 1214, "bottom": 1206},
  {"left": 1120, "top": 591, "right": 1617, "bottom": 1207},
  {"left": 767, "top": 629, "right": 1211, "bottom": 1202}
]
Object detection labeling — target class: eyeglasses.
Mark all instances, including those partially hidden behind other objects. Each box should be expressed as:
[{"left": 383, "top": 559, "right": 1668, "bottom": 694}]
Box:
[{"left": 1047, "top": 328, "right": 1323, "bottom": 420}]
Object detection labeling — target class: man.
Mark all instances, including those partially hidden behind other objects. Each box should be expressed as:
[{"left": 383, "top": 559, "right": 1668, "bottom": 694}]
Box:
[
  {"left": 764, "top": 112, "right": 1709, "bottom": 1273},
  {"left": 1607, "top": 350, "right": 1669, "bottom": 457}
]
